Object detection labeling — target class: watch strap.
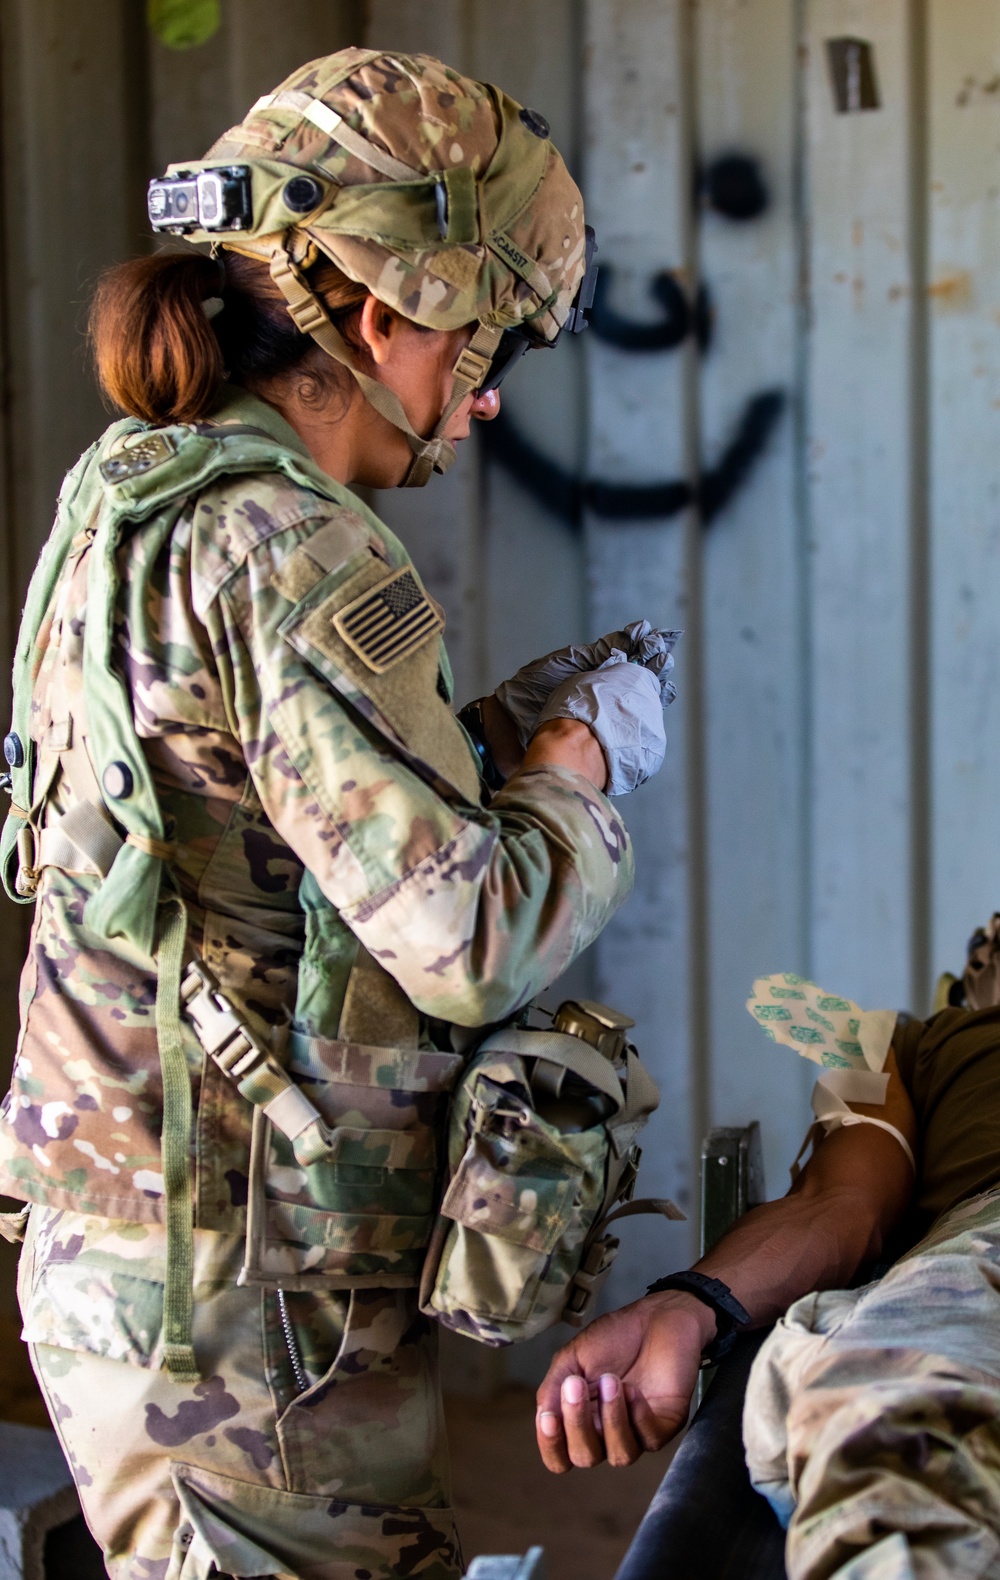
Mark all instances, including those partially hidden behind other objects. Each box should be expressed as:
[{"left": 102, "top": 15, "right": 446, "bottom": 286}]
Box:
[{"left": 646, "top": 1270, "right": 751, "bottom": 1366}]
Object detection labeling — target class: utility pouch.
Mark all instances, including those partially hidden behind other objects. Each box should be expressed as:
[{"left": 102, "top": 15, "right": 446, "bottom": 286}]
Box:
[{"left": 419, "top": 1001, "right": 683, "bottom": 1346}]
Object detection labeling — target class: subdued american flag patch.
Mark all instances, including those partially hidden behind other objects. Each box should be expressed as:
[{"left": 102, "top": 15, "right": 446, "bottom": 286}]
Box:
[{"left": 332, "top": 566, "right": 444, "bottom": 673}]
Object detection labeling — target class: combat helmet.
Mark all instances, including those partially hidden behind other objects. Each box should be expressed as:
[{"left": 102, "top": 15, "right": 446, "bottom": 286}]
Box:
[{"left": 147, "top": 47, "right": 597, "bottom": 486}]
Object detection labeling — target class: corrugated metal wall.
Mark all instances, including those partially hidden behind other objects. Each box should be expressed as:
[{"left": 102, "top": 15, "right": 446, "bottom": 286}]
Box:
[{"left": 2, "top": 1, "right": 1000, "bottom": 1373}]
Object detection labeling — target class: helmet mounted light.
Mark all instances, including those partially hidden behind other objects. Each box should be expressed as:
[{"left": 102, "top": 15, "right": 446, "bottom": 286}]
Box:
[{"left": 148, "top": 166, "right": 253, "bottom": 234}]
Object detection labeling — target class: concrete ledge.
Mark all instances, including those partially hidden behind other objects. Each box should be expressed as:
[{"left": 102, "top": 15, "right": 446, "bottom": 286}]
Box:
[{"left": 0, "top": 1422, "right": 80, "bottom": 1580}]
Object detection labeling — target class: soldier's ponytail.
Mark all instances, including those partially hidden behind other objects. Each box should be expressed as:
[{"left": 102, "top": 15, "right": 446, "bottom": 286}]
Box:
[{"left": 90, "top": 249, "right": 369, "bottom": 425}]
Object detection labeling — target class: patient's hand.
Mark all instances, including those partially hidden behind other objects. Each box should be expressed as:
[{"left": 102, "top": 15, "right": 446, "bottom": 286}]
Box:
[{"left": 535, "top": 1291, "right": 714, "bottom": 1471}]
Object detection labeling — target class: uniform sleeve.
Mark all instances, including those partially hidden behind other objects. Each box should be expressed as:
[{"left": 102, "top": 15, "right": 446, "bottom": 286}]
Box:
[{"left": 209, "top": 525, "right": 634, "bottom": 1027}]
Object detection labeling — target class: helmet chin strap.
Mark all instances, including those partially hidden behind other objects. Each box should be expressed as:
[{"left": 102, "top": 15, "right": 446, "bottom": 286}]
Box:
[{"left": 269, "top": 246, "right": 503, "bottom": 488}]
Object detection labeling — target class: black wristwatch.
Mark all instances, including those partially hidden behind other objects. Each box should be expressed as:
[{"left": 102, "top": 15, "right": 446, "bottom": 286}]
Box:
[
  {"left": 646, "top": 1270, "right": 751, "bottom": 1366},
  {"left": 457, "top": 699, "right": 507, "bottom": 791}
]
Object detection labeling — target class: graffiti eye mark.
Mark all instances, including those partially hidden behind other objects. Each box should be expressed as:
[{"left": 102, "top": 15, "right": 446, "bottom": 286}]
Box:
[
  {"left": 590, "top": 267, "right": 712, "bottom": 353},
  {"left": 483, "top": 390, "right": 786, "bottom": 527},
  {"left": 699, "top": 153, "right": 770, "bottom": 222}
]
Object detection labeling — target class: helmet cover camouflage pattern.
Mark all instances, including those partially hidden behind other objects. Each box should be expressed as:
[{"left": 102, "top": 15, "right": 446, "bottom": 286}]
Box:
[{"left": 179, "top": 47, "right": 587, "bottom": 343}]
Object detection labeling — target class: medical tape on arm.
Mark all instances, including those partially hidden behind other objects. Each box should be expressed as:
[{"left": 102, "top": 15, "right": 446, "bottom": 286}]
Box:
[
  {"left": 746, "top": 973, "right": 914, "bottom": 1175},
  {"left": 810, "top": 1066, "right": 915, "bottom": 1173}
]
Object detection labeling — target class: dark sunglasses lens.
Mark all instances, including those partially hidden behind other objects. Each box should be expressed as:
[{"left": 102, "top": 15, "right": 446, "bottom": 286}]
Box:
[
  {"left": 564, "top": 224, "right": 599, "bottom": 333},
  {"left": 481, "top": 331, "right": 531, "bottom": 392}
]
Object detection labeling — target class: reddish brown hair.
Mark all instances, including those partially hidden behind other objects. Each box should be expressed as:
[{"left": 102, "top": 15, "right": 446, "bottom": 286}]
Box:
[{"left": 89, "top": 249, "right": 370, "bottom": 424}]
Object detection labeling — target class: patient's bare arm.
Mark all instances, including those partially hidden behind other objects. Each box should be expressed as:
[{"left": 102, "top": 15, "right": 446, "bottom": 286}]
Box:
[{"left": 535, "top": 1048, "right": 917, "bottom": 1473}]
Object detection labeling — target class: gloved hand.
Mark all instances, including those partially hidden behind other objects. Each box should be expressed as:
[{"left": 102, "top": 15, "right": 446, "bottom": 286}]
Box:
[
  {"left": 494, "top": 619, "right": 680, "bottom": 748},
  {"left": 535, "top": 651, "right": 667, "bottom": 796}
]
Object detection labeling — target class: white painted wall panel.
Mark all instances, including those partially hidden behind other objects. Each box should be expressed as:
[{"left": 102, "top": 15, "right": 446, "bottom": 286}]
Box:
[
  {"left": 698, "top": 0, "right": 813, "bottom": 1196},
  {"left": 804, "top": 1, "right": 921, "bottom": 1011},
  {"left": 928, "top": 4, "right": 1000, "bottom": 981},
  {"left": 584, "top": 0, "right": 700, "bottom": 1291}
]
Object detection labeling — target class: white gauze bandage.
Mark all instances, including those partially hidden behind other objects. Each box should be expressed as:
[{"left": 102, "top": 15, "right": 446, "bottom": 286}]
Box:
[{"left": 746, "top": 974, "right": 915, "bottom": 1174}]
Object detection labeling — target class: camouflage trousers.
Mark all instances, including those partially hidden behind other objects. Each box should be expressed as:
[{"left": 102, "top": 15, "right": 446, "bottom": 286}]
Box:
[
  {"left": 17, "top": 1207, "right": 462, "bottom": 1580},
  {"left": 744, "top": 1186, "right": 1000, "bottom": 1580}
]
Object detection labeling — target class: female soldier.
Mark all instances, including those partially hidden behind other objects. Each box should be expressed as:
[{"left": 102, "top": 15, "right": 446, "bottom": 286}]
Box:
[{"left": 0, "top": 49, "right": 673, "bottom": 1580}]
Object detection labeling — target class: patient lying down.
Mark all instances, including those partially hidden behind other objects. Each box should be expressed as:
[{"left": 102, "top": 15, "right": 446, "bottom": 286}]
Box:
[{"left": 535, "top": 978, "right": 1000, "bottom": 1580}]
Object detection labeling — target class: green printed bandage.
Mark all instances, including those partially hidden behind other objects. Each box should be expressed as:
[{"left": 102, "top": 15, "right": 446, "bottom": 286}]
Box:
[{"left": 746, "top": 974, "right": 897, "bottom": 1074}]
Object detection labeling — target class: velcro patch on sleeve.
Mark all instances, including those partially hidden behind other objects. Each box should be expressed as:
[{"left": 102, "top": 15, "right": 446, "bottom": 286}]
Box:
[
  {"left": 270, "top": 510, "right": 382, "bottom": 604},
  {"left": 333, "top": 566, "right": 444, "bottom": 674}
]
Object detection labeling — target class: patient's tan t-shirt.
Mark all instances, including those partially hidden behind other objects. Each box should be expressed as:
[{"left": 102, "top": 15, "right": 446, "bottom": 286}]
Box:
[{"left": 894, "top": 1004, "right": 1000, "bottom": 1220}]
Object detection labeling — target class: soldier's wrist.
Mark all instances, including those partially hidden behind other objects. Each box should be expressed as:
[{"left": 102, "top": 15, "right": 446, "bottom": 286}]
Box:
[
  {"left": 523, "top": 718, "right": 609, "bottom": 791},
  {"left": 645, "top": 1288, "right": 718, "bottom": 1349}
]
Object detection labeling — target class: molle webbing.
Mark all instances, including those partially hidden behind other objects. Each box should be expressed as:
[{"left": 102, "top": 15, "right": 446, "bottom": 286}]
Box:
[
  {"left": 2, "top": 412, "right": 455, "bottom": 1376},
  {"left": 157, "top": 899, "right": 198, "bottom": 1382}
]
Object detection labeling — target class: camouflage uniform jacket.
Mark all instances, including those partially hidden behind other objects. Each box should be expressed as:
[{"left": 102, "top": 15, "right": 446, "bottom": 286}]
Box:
[{"left": 0, "top": 388, "right": 633, "bottom": 1274}]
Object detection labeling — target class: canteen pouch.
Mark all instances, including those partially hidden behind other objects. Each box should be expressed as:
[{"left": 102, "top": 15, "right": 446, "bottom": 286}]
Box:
[{"left": 419, "top": 1001, "right": 680, "bottom": 1346}]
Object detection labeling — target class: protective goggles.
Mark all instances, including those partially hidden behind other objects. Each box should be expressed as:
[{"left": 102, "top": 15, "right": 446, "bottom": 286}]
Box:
[{"left": 478, "top": 225, "right": 599, "bottom": 393}]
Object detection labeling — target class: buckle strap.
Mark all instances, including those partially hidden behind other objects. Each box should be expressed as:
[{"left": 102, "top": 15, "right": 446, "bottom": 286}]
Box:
[
  {"left": 181, "top": 959, "right": 427, "bottom": 1169},
  {"left": 157, "top": 899, "right": 198, "bottom": 1383},
  {"left": 182, "top": 958, "right": 285, "bottom": 1084},
  {"left": 562, "top": 1196, "right": 686, "bottom": 1328},
  {"left": 280, "top": 290, "right": 330, "bottom": 341},
  {"left": 181, "top": 959, "right": 330, "bottom": 1159},
  {"left": 452, "top": 346, "right": 493, "bottom": 387}
]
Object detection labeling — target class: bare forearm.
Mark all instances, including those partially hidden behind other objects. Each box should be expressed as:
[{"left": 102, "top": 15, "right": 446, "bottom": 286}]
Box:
[
  {"left": 693, "top": 1123, "right": 914, "bottom": 1329},
  {"left": 521, "top": 716, "right": 608, "bottom": 788},
  {"left": 693, "top": 1186, "right": 883, "bottom": 1329}
]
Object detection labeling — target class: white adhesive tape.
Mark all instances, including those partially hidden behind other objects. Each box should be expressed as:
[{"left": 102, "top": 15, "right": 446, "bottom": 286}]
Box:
[{"left": 811, "top": 1073, "right": 915, "bottom": 1173}]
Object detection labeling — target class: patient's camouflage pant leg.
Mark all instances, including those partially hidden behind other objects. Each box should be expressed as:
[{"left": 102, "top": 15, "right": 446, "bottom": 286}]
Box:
[
  {"left": 18, "top": 1211, "right": 461, "bottom": 1580},
  {"left": 744, "top": 1187, "right": 1000, "bottom": 1580}
]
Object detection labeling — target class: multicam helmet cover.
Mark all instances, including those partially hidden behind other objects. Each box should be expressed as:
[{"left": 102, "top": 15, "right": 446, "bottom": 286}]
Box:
[{"left": 151, "top": 48, "right": 590, "bottom": 485}]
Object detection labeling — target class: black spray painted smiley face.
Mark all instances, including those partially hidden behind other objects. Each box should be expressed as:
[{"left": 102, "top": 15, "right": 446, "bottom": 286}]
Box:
[{"left": 482, "top": 152, "right": 786, "bottom": 529}]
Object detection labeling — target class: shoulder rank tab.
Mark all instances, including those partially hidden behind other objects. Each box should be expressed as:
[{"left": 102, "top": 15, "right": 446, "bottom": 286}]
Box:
[
  {"left": 333, "top": 565, "right": 444, "bottom": 673},
  {"left": 99, "top": 431, "right": 176, "bottom": 484}
]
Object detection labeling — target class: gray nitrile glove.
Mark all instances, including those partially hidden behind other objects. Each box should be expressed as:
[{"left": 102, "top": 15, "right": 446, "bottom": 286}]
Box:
[
  {"left": 494, "top": 619, "right": 681, "bottom": 748},
  {"left": 534, "top": 651, "right": 667, "bottom": 796}
]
